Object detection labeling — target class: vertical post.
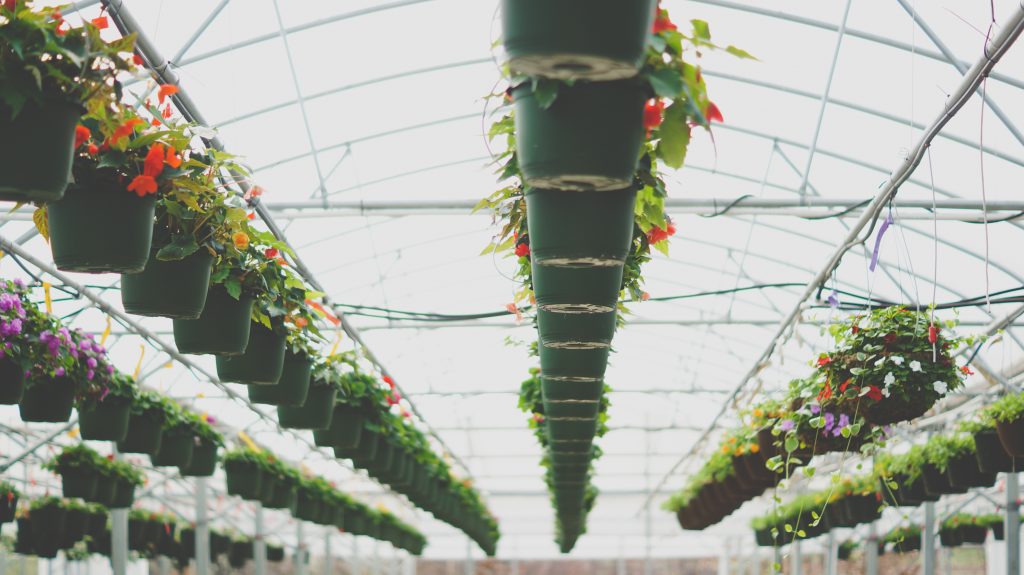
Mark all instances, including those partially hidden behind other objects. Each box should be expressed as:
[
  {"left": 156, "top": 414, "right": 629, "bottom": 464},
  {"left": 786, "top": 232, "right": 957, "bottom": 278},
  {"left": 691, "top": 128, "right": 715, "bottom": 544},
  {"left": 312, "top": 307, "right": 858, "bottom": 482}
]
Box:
[
  {"left": 254, "top": 504, "right": 266, "bottom": 575},
  {"left": 296, "top": 522, "right": 307, "bottom": 575},
  {"left": 111, "top": 448, "right": 128, "bottom": 575},
  {"left": 865, "top": 522, "right": 878, "bottom": 575},
  {"left": 792, "top": 539, "right": 802, "bottom": 575},
  {"left": 194, "top": 477, "right": 210, "bottom": 575},
  {"left": 644, "top": 422, "right": 653, "bottom": 575},
  {"left": 825, "top": 531, "right": 837, "bottom": 575},
  {"left": 323, "top": 530, "right": 332, "bottom": 575},
  {"left": 923, "top": 501, "right": 936, "bottom": 575},
  {"left": 463, "top": 537, "right": 473, "bottom": 575},
  {"left": 943, "top": 546, "right": 953, "bottom": 575},
  {"left": 1008, "top": 473, "right": 1020, "bottom": 575},
  {"left": 157, "top": 556, "right": 170, "bottom": 575},
  {"left": 717, "top": 538, "right": 729, "bottom": 575},
  {"left": 352, "top": 535, "right": 360, "bottom": 575}
]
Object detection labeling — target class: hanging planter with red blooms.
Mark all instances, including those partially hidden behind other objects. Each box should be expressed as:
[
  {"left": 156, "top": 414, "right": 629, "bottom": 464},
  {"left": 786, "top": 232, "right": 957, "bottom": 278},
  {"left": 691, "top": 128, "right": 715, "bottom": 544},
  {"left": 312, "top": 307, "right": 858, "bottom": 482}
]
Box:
[
  {"left": 501, "top": 0, "right": 658, "bottom": 81},
  {"left": 0, "top": 1, "right": 137, "bottom": 203}
]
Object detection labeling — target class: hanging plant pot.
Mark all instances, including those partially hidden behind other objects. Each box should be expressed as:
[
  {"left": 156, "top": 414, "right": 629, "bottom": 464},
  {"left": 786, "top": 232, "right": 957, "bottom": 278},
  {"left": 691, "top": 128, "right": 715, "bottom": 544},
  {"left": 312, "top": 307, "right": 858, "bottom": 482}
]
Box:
[
  {"left": 0, "top": 357, "right": 25, "bottom": 405},
  {"left": 881, "top": 474, "right": 929, "bottom": 507},
  {"left": 121, "top": 249, "right": 214, "bottom": 319},
  {"left": 88, "top": 476, "right": 117, "bottom": 507},
  {"left": 537, "top": 309, "right": 617, "bottom": 351},
  {"left": 0, "top": 99, "right": 80, "bottom": 203},
  {"left": 110, "top": 479, "right": 136, "bottom": 508},
  {"left": 258, "top": 473, "right": 278, "bottom": 506},
  {"left": 60, "top": 467, "right": 99, "bottom": 500},
  {"left": 974, "top": 429, "right": 1018, "bottom": 473},
  {"left": 961, "top": 525, "right": 988, "bottom": 545},
  {"left": 60, "top": 507, "right": 89, "bottom": 550},
  {"left": 117, "top": 408, "right": 165, "bottom": 455},
  {"left": 539, "top": 347, "right": 610, "bottom": 382},
  {"left": 921, "top": 463, "right": 966, "bottom": 497},
  {"left": 543, "top": 395, "right": 601, "bottom": 420},
  {"left": 993, "top": 522, "right": 1005, "bottom": 541},
  {"left": 337, "top": 430, "right": 379, "bottom": 461},
  {"left": 525, "top": 187, "right": 638, "bottom": 267},
  {"left": 513, "top": 80, "right": 646, "bottom": 191},
  {"left": 541, "top": 374, "right": 604, "bottom": 402},
  {"left": 249, "top": 351, "right": 313, "bottom": 406},
  {"left": 533, "top": 264, "right": 623, "bottom": 314},
  {"left": 47, "top": 184, "right": 158, "bottom": 274},
  {"left": 18, "top": 376, "right": 75, "bottom": 423},
  {"left": 293, "top": 490, "right": 320, "bottom": 522},
  {"left": 180, "top": 439, "right": 219, "bottom": 477},
  {"left": 501, "top": 0, "right": 656, "bottom": 81},
  {"left": 996, "top": 416, "right": 1024, "bottom": 458},
  {"left": 313, "top": 404, "right": 365, "bottom": 449},
  {"left": 277, "top": 383, "right": 337, "bottom": 430},
  {"left": 265, "top": 481, "right": 296, "bottom": 510},
  {"left": 215, "top": 321, "right": 286, "bottom": 385},
  {"left": 939, "top": 528, "right": 963, "bottom": 548},
  {"left": 362, "top": 440, "right": 396, "bottom": 474},
  {"left": 30, "top": 503, "right": 67, "bottom": 557},
  {"left": 550, "top": 436, "right": 593, "bottom": 454},
  {"left": 150, "top": 427, "right": 195, "bottom": 468},
  {"left": 0, "top": 492, "right": 17, "bottom": 523},
  {"left": 86, "top": 509, "right": 107, "bottom": 540},
  {"left": 946, "top": 452, "right": 997, "bottom": 489},
  {"left": 173, "top": 287, "right": 255, "bottom": 356},
  {"left": 78, "top": 395, "right": 132, "bottom": 442},
  {"left": 546, "top": 417, "right": 597, "bottom": 443},
  {"left": 229, "top": 541, "right": 251, "bottom": 568},
  {"left": 225, "top": 460, "right": 263, "bottom": 500}
]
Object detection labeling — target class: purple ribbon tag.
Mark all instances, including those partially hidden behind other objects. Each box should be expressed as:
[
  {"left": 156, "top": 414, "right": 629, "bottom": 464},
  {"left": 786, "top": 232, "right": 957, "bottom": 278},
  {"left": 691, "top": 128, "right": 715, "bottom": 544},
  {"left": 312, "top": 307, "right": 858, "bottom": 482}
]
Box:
[{"left": 869, "top": 214, "right": 894, "bottom": 272}]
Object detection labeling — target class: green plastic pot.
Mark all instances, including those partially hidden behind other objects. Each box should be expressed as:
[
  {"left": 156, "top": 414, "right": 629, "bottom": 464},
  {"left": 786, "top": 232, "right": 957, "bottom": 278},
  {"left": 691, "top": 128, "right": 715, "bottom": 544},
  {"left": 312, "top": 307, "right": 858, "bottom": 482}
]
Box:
[
  {"left": 550, "top": 436, "right": 593, "bottom": 454},
  {"left": 362, "top": 440, "right": 396, "bottom": 473},
  {"left": 544, "top": 394, "right": 602, "bottom": 419},
  {"left": 88, "top": 475, "right": 117, "bottom": 506},
  {"left": 336, "top": 429, "right": 379, "bottom": 461},
  {"left": 258, "top": 473, "right": 278, "bottom": 506},
  {"left": 18, "top": 376, "right": 75, "bottom": 422},
  {"left": 313, "top": 403, "right": 365, "bottom": 449},
  {"left": 277, "top": 383, "right": 337, "bottom": 430},
  {"left": 150, "top": 427, "right": 194, "bottom": 468},
  {"left": 537, "top": 308, "right": 616, "bottom": 351},
  {"left": 225, "top": 460, "right": 263, "bottom": 500},
  {"left": 180, "top": 439, "right": 219, "bottom": 477},
  {"left": 0, "top": 493, "right": 17, "bottom": 524},
  {"left": 249, "top": 350, "right": 313, "bottom": 406},
  {"left": 997, "top": 416, "right": 1024, "bottom": 458},
  {"left": 513, "top": 80, "right": 646, "bottom": 191},
  {"left": 173, "top": 286, "right": 255, "bottom": 356},
  {"left": 293, "top": 490, "right": 320, "bottom": 522},
  {"left": 539, "top": 347, "right": 609, "bottom": 382},
  {"left": 265, "top": 481, "right": 297, "bottom": 510},
  {"left": 0, "top": 99, "right": 80, "bottom": 203},
  {"left": 30, "top": 504, "right": 66, "bottom": 558},
  {"left": 0, "top": 357, "right": 25, "bottom": 404},
  {"left": 121, "top": 249, "right": 214, "bottom": 319},
  {"left": 60, "top": 507, "right": 89, "bottom": 549},
  {"left": 117, "top": 408, "right": 165, "bottom": 455},
  {"left": 215, "top": 321, "right": 286, "bottom": 385},
  {"left": 47, "top": 184, "right": 158, "bottom": 274},
  {"left": 110, "top": 481, "right": 136, "bottom": 509},
  {"left": 532, "top": 263, "right": 623, "bottom": 314},
  {"left": 525, "top": 187, "right": 637, "bottom": 266},
  {"left": 60, "top": 467, "right": 99, "bottom": 500},
  {"left": 78, "top": 395, "right": 132, "bottom": 442}
]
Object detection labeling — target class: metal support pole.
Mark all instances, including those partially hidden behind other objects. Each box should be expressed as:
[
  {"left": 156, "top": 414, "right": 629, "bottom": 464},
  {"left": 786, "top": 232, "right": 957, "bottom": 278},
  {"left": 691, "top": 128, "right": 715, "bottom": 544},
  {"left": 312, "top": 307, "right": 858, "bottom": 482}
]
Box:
[
  {"left": 923, "top": 502, "right": 936, "bottom": 575},
  {"left": 866, "top": 522, "right": 879, "bottom": 575},
  {"left": 296, "top": 522, "right": 307, "bottom": 575},
  {"left": 352, "top": 536, "right": 360, "bottom": 575},
  {"left": 463, "top": 537, "right": 472, "bottom": 575},
  {"left": 792, "top": 539, "right": 802, "bottom": 575},
  {"left": 111, "top": 448, "right": 128, "bottom": 575},
  {"left": 825, "top": 532, "right": 837, "bottom": 575},
  {"left": 323, "top": 531, "right": 332, "bottom": 575},
  {"left": 1008, "top": 473, "right": 1020, "bottom": 575},
  {"left": 254, "top": 505, "right": 267, "bottom": 575},
  {"left": 718, "top": 538, "right": 729, "bottom": 575},
  {"left": 194, "top": 477, "right": 210, "bottom": 575}
]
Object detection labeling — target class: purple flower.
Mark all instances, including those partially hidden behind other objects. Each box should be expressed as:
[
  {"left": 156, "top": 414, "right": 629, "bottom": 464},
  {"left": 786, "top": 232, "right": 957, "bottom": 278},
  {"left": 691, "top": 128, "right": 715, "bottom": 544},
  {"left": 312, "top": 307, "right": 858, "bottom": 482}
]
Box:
[
  {"left": 86, "top": 370, "right": 95, "bottom": 381},
  {"left": 99, "top": 386, "right": 110, "bottom": 401},
  {"left": 780, "top": 420, "right": 795, "bottom": 432},
  {"left": 809, "top": 404, "right": 820, "bottom": 415},
  {"left": 13, "top": 279, "right": 24, "bottom": 289},
  {"left": 54, "top": 367, "right": 65, "bottom": 377},
  {"left": 86, "top": 357, "right": 97, "bottom": 369},
  {"left": 105, "top": 365, "right": 114, "bottom": 374},
  {"left": 823, "top": 412, "right": 836, "bottom": 432}
]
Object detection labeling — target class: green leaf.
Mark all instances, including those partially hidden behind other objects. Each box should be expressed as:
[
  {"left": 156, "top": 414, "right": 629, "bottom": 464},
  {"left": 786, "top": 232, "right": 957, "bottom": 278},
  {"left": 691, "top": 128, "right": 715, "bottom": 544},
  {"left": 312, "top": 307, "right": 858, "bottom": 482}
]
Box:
[
  {"left": 648, "top": 68, "right": 685, "bottom": 100},
  {"left": 224, "top": 278, "right": 242, "bottom": 300},
  {"left": 155, "top": 236, "right": 199, "bottom": 261},
  {"left": 656, "top": 104, "right": 691, "bottom": 169},
  {"left": 784, "top": 436, "right": 799, "bottom": 453},
  {"left": 531, "top": 79, "right": 559, "bottom": 110},
  {"left": 725, "top": 45, "right": 757, "bottom": 60},
  {"left": 32, "top": 207, "right": 49, "bottom": 242},
  {"left": 691, "top": 19, "right": 711, "bottom": 41},
  {"left": 97, "top": 150, "right": 127, "bottom": 170}
]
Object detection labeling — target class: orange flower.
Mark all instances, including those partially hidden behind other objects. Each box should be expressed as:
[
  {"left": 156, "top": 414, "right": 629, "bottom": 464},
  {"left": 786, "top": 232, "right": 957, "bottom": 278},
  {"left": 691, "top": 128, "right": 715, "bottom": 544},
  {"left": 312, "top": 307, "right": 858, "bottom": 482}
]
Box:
[
  {"left": 157, "top": 84, "right": 179, "bottom": 105},
  {"left": 143, "top": 143, "right": 166, "bottom": 178},
  {"left": 74, "top": 125, "right": 91, "bottom": 148},
  {"left": 109, "top": 118, "right": 144, "bottom": 145},
  {"left": 90, "top": 15, "right": 108, "bottom": 29},
  {"left": 293, "top": 317, "right": 309, "bottom": 329},
  {"left": 243, "top": 185, "right": 264, "bottom": 202},
  {"left": 127, "top": 175, "right": 157, "bottom": 197},
  {"left": 162, "top": 104, "right": 173, "bottom": 120},
  {"left": 750, "top": 444, "right": 760, "bottom": 454},
  {"left": 164, "top": 146, "right": 182, "bottom": 169},
  {"left": 232, "top": 232, "right": 249, "bottom": 251}
]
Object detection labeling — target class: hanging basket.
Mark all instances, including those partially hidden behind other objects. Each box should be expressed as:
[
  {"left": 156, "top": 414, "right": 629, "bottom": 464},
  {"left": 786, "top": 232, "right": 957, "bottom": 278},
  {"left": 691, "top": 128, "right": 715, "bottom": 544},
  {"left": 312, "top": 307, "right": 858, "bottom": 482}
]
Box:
[
  {"left": 532, "top": 264, "right": 624, "bottom": 317},
  {"left": 538, "top": 346, "right": 609, "bottom": 382},
  {"left": 265, "top": 481, "right": 297, "bottom": 510},
  {"left": 225, "top": 460, "right": 263, "bottom": 500},
  {"left": 946, "top": 452, "right": 997, "bottom": 489},
  {"left": 60, "top": 507, "right": 89, "bottom": 550},
  {"left": 540, "top": 373, "right": 604, "bottom": 402},
  {"left": 110, "top": 480, "right": 136, "bottom": 508},
  {"left": 87, "top": 476, "right": 117, "bottom": 507},
  {"left": 0, "top": 492, "right": 17, "bottom": 523},
  {"left": 47, "top": 184, "right": 157, "bottom": 274},
  {"left": 362, "top": 440, "right": 396, "bottom": 474},
  {"left": 313, "top": 404, "right": 365, "bottom": 449},
  {"left": 513, "top": 80, "right": 646, "bottom": 192},
  {"left": 293, "top": 490, "right": 320, "bottom": 522},
  {"left": 78, "top": 395, "right": 132, "bottom": 442},
  {"left": 996, "top": 416, "right": 1024, "bottom": 458},
  {"left": 249, "top": 351, "right": 313, "bottom": 406},
  {"left": 336, "top": 429, "right": 379, "bottom": 461},
  {"left": 277, "top": 383, "right": 337, "bottom": 430},
  {"left": 180, "top": 439, "right": 219, "bottom": 477},
  {"left": 150, "top": 428, "right": 195, "bottom": 468},
  {"left": 18, "top": 376, "right": 75, "bottom": 423},
  {"left": 921, "top": 463, "right": 966, "bottom": 497},
  {"left": 0, "top": 357, "right": 25, "bottom": 405},
  {"left": 60, "top": 467, "right": 99, "bottom": 500},
  {"left": 215, "top": 321, "right": 286, "bottom": 385},
  {"left": 121, "top": 249, "right": 214, "bottom": 319},
  {"left": 258, "top": 473, "right": 278, "bottom": 506},
  {"left": 173, "top": 287, "right": 255, "bottom": 356},
  {"left": 974, "top": 429, "right": 1018, "bottom": 473},
  {"left": 0, "top": 99, "right": 80, "bottom": 203},
  {"left": 537, "top": 309, "right": 616, "bottom": 351},
  {"left": 30, "top": 504, "right": 66, "bottom": 558},
  {"left": 117, "top": 408, "right": 166, "bottom": 455},
  {"left": 525, "top": 187, "right": 637, "bottom": 267}
]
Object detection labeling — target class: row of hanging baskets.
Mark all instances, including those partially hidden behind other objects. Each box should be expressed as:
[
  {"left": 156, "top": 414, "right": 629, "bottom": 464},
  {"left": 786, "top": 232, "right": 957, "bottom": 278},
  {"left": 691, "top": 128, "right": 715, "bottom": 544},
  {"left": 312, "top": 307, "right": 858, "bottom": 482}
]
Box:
[{"left": 12, "top": 496, "right": 108, "bottom": 559}]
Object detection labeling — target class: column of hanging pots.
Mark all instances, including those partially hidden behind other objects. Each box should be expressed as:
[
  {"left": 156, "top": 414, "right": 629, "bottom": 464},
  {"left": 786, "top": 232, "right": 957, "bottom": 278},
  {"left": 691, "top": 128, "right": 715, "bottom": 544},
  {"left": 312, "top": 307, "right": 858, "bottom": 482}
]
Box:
[
  {"left": 78, "top": 394, "right": 133, "bottom": 442},
  {"left": 47, "top": 183, "right": 158, "bottom": 274},
  {"left": 0, "top": 99, "right": 81, "bottom": 204},
  {"left": 250, "top": 350, "right": 313, "bottom": 406},
  {"left": 216, "top": 320, "right": 286, "bottom": 385},
  {"left": 19, "top": 376, "right": 76, "bottom": 423},
  {"left": 120, "top": 249, "right": 214, "bottom": 319},
  {"left": 173, "top": 286, "right": 255, "bottom": 355},
  {"left": 278, "top": 378, "right": 337, "bottom": 429}
]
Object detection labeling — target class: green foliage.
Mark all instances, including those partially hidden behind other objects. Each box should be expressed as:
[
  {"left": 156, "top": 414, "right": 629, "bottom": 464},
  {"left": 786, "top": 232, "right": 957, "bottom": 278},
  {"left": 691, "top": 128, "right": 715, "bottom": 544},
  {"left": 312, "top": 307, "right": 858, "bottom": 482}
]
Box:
[{"left": 987, "top": 393, "right": 1024, "bottom": 423}]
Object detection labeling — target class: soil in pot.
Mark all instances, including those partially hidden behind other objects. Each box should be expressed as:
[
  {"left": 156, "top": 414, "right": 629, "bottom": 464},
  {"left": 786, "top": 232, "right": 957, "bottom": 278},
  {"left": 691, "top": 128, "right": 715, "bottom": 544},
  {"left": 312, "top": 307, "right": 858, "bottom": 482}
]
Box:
[
  {"left": 248, "top": 350, "right": 313, "bottom": 406},
  {"left": 173, "top": 286, "right": 255, "bottom": 356},
  {"left": 277, "top": 383, "right": 337, "bottom": 430},
  {"left": 215, "top": 321, "right": 286, "bottom": 385},
  {"left": 0, "top": 357, "right": 25, "bottom": 404},
  {"left": 121, "top": 249, "right": 214, "bottom": 319},
  {"left": 996, "top": 417, "right": 1024, "bottom": 458},
  {"left": 19, "top": 376, "right": 75, "bottom": 422},
  {"left": 47, "top": 184, "right": 157, "bottom": 274},
  {"left": 78, "top": 395, "right": 132, "bottom": 442},
  {"left": 117, "top": 408, "right": 165, "bottom": 455},
  {"left": 0, "top": 98, "right": 80, "bottom": 203}
]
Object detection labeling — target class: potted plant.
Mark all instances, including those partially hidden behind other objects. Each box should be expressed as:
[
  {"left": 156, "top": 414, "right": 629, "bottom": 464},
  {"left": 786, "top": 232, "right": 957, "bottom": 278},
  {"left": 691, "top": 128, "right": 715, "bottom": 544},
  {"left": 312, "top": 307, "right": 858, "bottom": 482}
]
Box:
[
  {"left": 266, "top": 544, "right": 285, "bottom": 562},
  {"left": 28, "top": 497, "right": 66, "bottom": 557},
  {"left": 989, "top": 393, "right": 1024, "bottom": 457},
  {"left": 18, "top": 320, "right": 80, "bottom": 423},
  {"left": 128, "top": 509, "right": 159, "bottom": 552},
  {"left": 977, "top": 513, "right": 1004, "bottom": 540},
  {"left": 941, "top": 434, "right": 997, "bottom": 489},
  {"left": 44, "top": 444, "right": 105, "bottom": 500},
  {"left": 278, "top": 355, "right": 343, "bottom": 430},
  {"left": 149, "top": 400, "right": 195, "bottom": 468},
  {"left": 922, "top": 436, "right": 970, "bottom": 497},
  {"left": 0, "top": 279, "right": 46, "bottom": 404},
  {"left": 0, "top": 1, "right": 136, "bottom": 203},
  {"left": 83, "top": 503, "right": 107, "bottom": 540},
  {"left": 313, "top": 371, "right": 375, "bottom": 449},
  {"left": 78, "top": 370, "right": 136, "bottom": 442},
  {"left": 838, "top": 541, "right": 858, "bottom": 561},
  {"left": 223, "top": 448, "right": 264, "bottom": 500},
  {"left": 108, "top": 458, "right": 144, "bottom": 509},
  {"left": 249, "top": 331, "right": 317, "bottom": 407},
  {"left": 179, "top": 412, "right": 223, "bottom": 477},
  {"left": 59, "top": 499, "right": 89, "bottom": 550},
  {"left": 0, "top": 481, "right": 18, "bottom": 524},
  {"left": 117, "top": 390, "right": 167, "bottom": 455},
  {"left": 228, "top": 537, "right": 251, "bottom": 568},
  {"left": 939, "top": 515, "right": 965, "bottom": 547},
  {"left": 885, "top": 525, "right": 922, "bottom": 553},
  {"left": 960, "top": 413, "right": 1018, "bottom": 474}
]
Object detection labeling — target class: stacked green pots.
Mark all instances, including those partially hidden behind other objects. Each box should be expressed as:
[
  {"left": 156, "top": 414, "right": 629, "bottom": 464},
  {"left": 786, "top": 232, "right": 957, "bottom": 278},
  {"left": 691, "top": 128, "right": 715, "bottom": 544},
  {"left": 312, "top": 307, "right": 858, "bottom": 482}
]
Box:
[
  {"left": 216, "top": 321, "right": 286, "bottom": 385},
  {"left": 120, "top": 250, "right": 214, "bottom": 319},
  {"left": 173, "top": 286, "right": 255, "bottom": 356}
]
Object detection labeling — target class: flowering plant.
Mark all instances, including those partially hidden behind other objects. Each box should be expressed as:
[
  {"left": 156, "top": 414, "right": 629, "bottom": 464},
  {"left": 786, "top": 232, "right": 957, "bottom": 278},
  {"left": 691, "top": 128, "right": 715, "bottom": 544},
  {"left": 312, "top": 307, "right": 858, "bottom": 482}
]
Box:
[
  {"left": 181, "top": 410, "right": 224, "bottom": 447},
  {"left": 0, "top": 279, "right": 43, "bottom": 369},
  {"left": 923, "top": 434, "right": 976, "bottom": 473},
  {"left": 0, "top": 1, "right": 136, "bottom": 119},
  {"left": 43, "top": 444, "right": 105, "bottom": 475},
  {"left": 76, "top": 368, "right": 136, "bottom": 411}
]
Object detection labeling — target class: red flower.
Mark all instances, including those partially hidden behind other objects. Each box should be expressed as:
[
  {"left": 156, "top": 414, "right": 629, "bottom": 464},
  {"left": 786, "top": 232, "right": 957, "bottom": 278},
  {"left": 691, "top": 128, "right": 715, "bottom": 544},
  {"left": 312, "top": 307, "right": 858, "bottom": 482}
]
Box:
[
  {"left": 928, "top": 324, "right": 938, "bottom": 344},
  {"left": 961, "top": 366, "right": 975, "bottom": 376},
  {"left": 109, "top": 118, "right": 144, "bottom": 145},
  {"left": 91, "top": 16, "right": 108, "bottom": 29},
  {"left": 264, "top": 248, "right": 279, "bottom": 259},
  {"left": 383, "top": 375, "right": 395, "bottom": 388},
  {"left": 641, "top": 291, "right": 651, "bottom": 301},
  {"left": 143, "top": 143, "right": 166, "bottom": 178},
  {"left": 127, "top": 176, "right": 157, "bottom": 197},
  {"left": 816, "top": 355, "right": 831, "bottom": 367},
  {"left": 866, "top": 386, "right": 883, "bottom": 402},
  {"left": 74, "top": 125, "right": 91, "bottom": 149},
  {"left": 840, "top": 379, "right": 852, "bottom": 393},
  {"left": 851, "top": 324, "right": 860, "bottom": 334},
  {"left": 514, "top": 243, "right": 530, "bottom": 258},
  {"left": 643, "top": 98, "right": 665, "bottom": 136},
  {"left": 162, "top": 104, "right": 173, "bottom": 120},
  {"left": 157, "top": 84, "right": 179, "bottom": 105},
  {"left": 247, "top": 212, "right": 256, "bottom": 220},
  {"left": 243, "top": 185, "right": 264, "bottom": 202},
  {"left": 818, "top": 383, "right": 833, "bottom": 402},
  {"left": 646, "top": 219, "right": 676, "bottom": 244},
  {"left": 3, "top": 0, "right": 15, "bottom": 13},
  {"left": 706, "top": 101, "right": 724, "bottom": 123},
  {"left": 652, "top": 7, "right": 677, "bottom": 34},
  {"left": 86, "top": 144, "right": 99, "bottom": 156},
  {"left": 132, "top": 54, "right": 144, "bottom": 66},
  {"left": 883, "top": 332, "right": 897, "bottom": 344},
  {"left": 164, "top": 146, "right": 181, "bottom": 169}
]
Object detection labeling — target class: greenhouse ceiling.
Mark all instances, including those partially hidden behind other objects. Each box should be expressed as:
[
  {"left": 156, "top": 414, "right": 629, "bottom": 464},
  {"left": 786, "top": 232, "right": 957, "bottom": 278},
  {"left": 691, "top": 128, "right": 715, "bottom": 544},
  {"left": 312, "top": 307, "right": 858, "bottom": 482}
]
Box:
[{"left": 1, "top": 0, "right": 1024, "bottom": 564}]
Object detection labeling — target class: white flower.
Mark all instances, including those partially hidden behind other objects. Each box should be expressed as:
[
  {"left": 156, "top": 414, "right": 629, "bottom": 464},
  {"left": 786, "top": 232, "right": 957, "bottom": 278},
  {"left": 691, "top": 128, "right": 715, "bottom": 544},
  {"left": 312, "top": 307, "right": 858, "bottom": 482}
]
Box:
[
  {"left": 884, "top": 372, "right": 896, "bottom": 386},
  {"left": 882, "top": 387, "right": 891, "bottom": 397},
  {"left": 890, "top": 356, "right": 904, "bottom": 366},
  {"left": 874, "top": 357, "right": 887, "bottom": 366},
  {"left": 933, "top": 380, "right": 948, "bottom": 394},
  {"left": 909, "top": 360, "right": 922, "bottom": 373}
]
